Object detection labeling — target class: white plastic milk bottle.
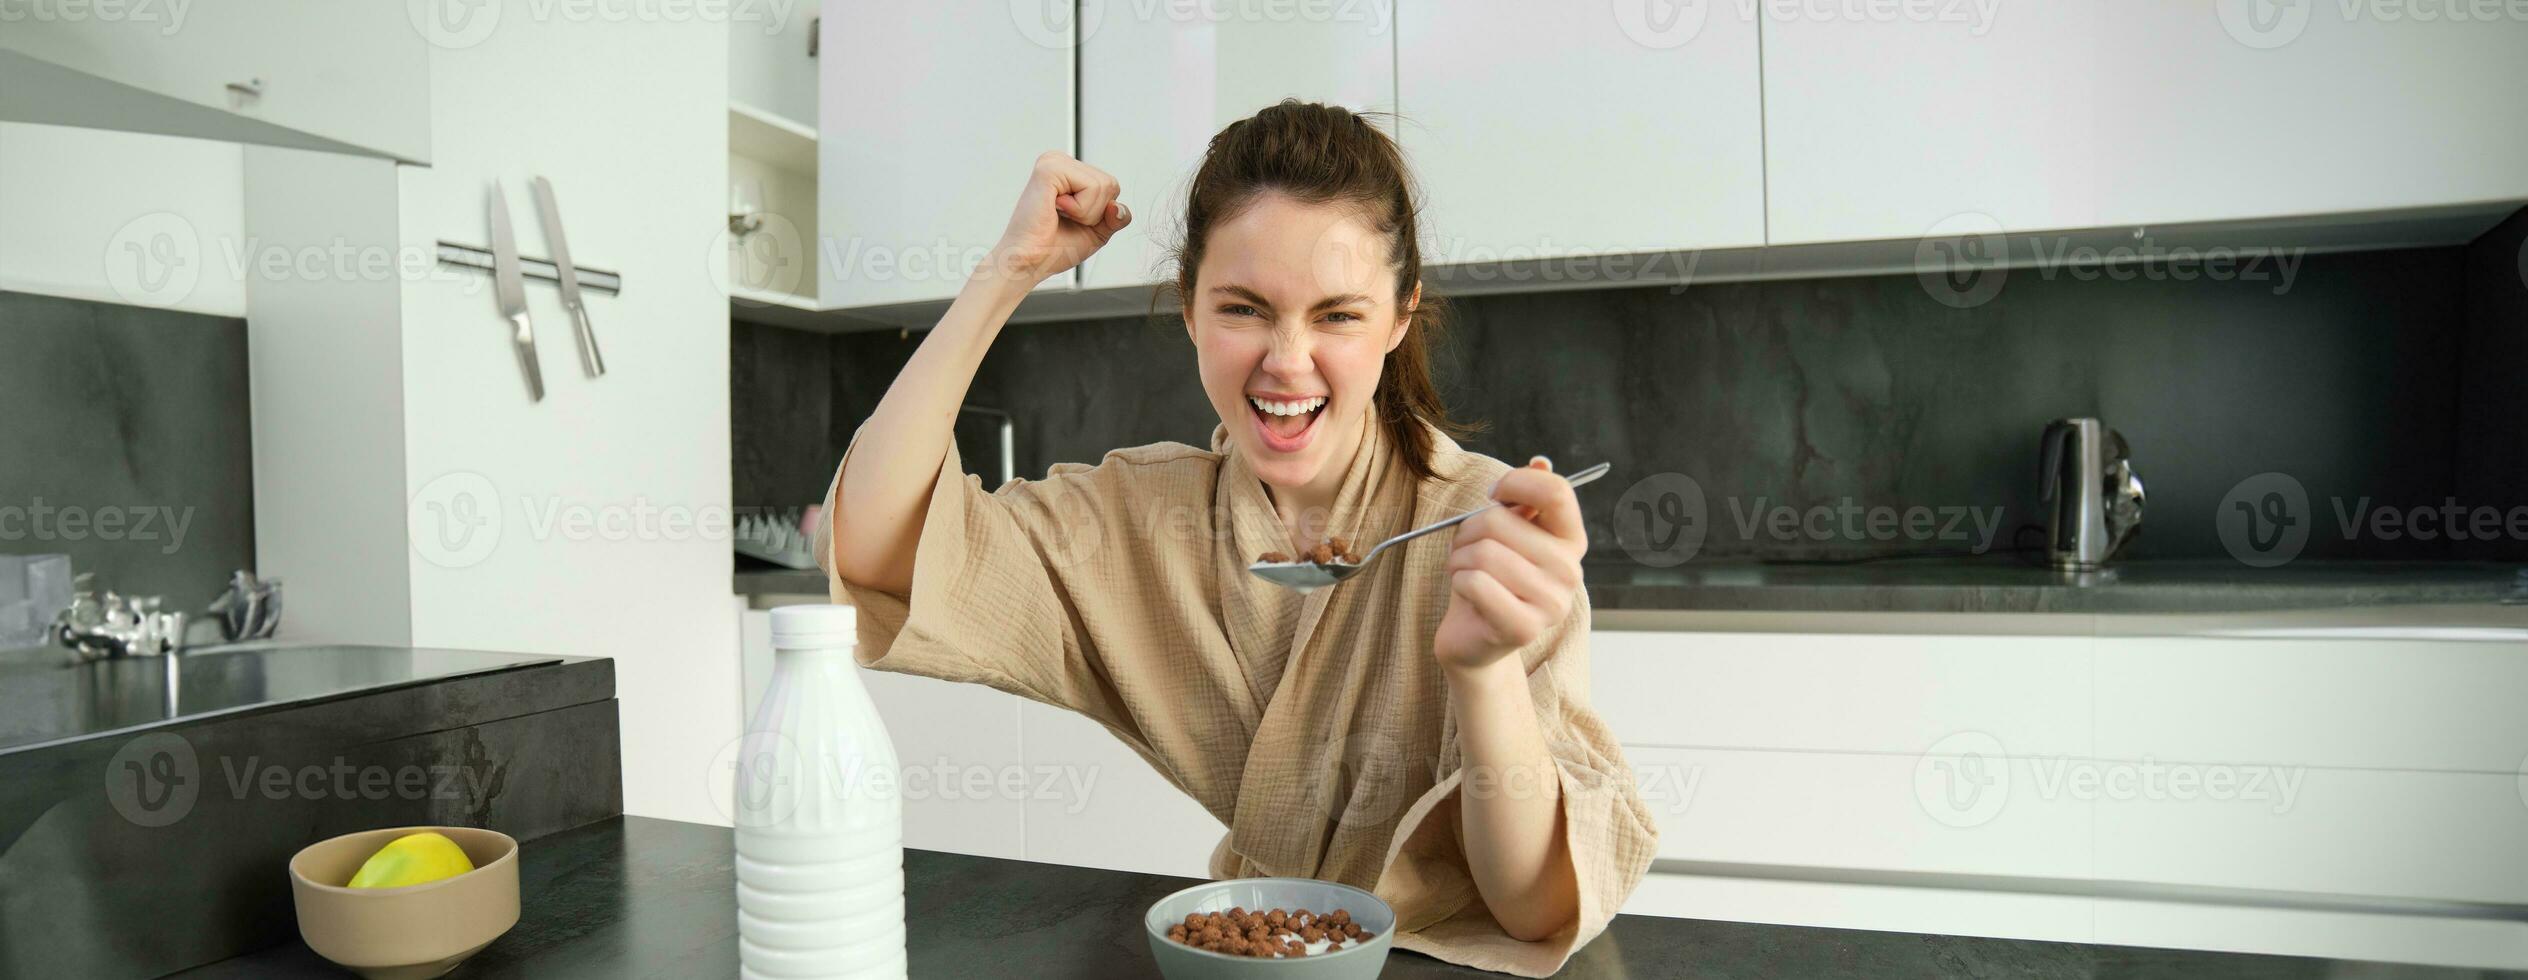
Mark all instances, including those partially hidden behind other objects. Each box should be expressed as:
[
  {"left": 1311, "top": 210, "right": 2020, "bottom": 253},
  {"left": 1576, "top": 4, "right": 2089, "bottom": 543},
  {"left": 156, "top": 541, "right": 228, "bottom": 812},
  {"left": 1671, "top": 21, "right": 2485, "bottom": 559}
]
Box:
[{"left": 735, "top": 604, "right": 906, "bottom": 979}]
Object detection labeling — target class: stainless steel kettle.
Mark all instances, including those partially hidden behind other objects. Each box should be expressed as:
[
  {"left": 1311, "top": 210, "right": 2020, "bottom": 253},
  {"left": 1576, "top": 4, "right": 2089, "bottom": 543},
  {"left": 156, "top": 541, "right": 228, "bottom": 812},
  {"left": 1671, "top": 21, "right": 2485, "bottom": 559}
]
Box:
[{"left": 2039, "top": 418, "right": 2144, "bottom": 570}]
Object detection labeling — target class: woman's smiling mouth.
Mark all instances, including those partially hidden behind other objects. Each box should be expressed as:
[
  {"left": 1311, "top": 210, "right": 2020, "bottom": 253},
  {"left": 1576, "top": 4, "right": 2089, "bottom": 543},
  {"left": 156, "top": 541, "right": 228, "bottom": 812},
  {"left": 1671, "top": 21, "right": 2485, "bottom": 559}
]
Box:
[{"left": 1248, "top": 392, "right": 1327, "bottom": 453}]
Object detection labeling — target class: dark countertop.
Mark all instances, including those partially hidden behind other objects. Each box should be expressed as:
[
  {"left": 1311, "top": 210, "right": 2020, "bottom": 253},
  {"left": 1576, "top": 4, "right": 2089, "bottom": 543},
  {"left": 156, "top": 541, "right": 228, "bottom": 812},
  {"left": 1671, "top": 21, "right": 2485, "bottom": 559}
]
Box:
[
  {"left": 741, "top": 556, "right": 2528, "bottom": 616},
  {"left": 180, "top": 816, "right": 2518, "bottom": 979},
  {"left": 733, "top": 561, "right": 829, "bottom": 599},
  {"left": 4, "top": 648, "right": 618, "bottom": 980},
  {"left": 0, "top": 643, "right": 563, "bottom": 755},
  {"left": 1582, "top": 558, "right": 2528, "bottom": 614}
]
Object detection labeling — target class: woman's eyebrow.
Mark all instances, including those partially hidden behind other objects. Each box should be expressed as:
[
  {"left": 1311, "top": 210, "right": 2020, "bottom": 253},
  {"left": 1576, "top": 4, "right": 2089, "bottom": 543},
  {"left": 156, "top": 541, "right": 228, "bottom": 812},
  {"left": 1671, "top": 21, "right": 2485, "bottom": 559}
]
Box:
[{"left": 1207, "top": 285, "right": 1374, "bottom": 313}]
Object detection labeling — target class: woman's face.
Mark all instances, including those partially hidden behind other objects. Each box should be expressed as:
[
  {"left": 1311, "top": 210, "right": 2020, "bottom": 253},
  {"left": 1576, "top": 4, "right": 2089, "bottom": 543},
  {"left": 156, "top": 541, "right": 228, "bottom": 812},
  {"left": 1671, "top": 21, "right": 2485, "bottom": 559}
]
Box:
[{"left": 1186, "top": 192, "right": 1412, "bottom": 494}]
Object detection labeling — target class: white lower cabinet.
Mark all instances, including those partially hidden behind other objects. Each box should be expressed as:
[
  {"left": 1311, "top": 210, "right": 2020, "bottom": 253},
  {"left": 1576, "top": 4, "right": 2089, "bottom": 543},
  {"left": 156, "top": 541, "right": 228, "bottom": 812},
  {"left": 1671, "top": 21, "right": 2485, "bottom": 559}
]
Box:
[
  {"left": 748, "top": 604, "right": 1222, "bottom": 870},
  {"left": 1623, "top": 743, "right": 2098, "bottom": 880},
  {"left": 1018, "top": 700, "right": 1226, "bottom": 879},
  {"left": 855, "top": 667, "right": 1030, "bottom": 862},
  {"left": 739, "top": 605, "right": 1027, "bottom": 860},
  {"left": 1597, "top": 628, "right": 2528, "bottom": 969},
  {"left": 1589, "top": 630, "right": 2098, "bottom": 757},
  {"left": 753, "top": 609, "right": 2528, "bottom": 965},
  {"left": 2093, "top": 764, "right": 2528, "bottom": 906}
]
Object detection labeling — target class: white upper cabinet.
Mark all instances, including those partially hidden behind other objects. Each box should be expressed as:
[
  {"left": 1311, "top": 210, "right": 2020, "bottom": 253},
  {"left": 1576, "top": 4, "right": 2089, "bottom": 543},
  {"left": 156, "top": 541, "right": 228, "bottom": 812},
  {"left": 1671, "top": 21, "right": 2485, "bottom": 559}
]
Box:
[
  {"left": 0, "top": 3, "right": 430, "bottom": 163},
  {"left": 1397, "top": 0, "right": 1768, "bottom": 265},
  {"left": 1077, "top": 4, "right": 1396, "bottom": 291},
  {"left": 1762, "top": 1, "right": 2528, "bottom": 245},
  {"left": 819, "top": 2, "right": 1075, "bottom": 308}
]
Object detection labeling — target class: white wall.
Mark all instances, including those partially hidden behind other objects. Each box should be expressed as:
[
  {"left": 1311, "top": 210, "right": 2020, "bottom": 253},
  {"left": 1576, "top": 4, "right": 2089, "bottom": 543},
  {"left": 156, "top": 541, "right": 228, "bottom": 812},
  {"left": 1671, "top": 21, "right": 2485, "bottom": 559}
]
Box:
[
  {"left": 0, "top": 121, "right": 245, "bottom": 316},
  {"left": 391, "top": 17, "right": 739, "bottom": 827}
]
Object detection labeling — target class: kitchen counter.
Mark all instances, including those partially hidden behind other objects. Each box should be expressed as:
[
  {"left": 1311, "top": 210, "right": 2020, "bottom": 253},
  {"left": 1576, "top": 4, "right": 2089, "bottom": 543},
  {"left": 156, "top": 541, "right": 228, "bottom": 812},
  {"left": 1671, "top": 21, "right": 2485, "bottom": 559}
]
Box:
[
  {"left": 179, "top": 816, "right": 2521, "bottom": 979},
  {"left": 3, "top": 646, "right": 621, "bottom": 979},
  {"left": 0, "top": 643, "right": 563, "bottom": 754},
  {"left": 741, "top": 556, "right": 2528, "bottom": 616},
  {"left": 1583, "top": 558, "right": 2528, "bottom": 614},
  {"left": 733, "top": 561, "right": 829, "bottom": 602}
]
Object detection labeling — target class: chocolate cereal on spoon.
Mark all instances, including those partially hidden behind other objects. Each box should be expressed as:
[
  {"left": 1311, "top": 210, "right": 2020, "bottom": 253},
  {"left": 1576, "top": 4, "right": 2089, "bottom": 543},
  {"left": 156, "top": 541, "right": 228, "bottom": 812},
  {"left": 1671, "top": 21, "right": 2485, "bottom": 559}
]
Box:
[{"left": 1247, "top": 462, "right": 1612, "bottom": 592}]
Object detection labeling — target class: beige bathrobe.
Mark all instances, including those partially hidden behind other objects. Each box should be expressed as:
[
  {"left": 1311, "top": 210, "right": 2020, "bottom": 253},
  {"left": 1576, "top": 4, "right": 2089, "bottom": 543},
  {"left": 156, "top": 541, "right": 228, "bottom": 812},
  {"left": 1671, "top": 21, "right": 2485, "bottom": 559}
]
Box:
[{"left": 812, "top": 417, "right": 1657, "bottom": 977}]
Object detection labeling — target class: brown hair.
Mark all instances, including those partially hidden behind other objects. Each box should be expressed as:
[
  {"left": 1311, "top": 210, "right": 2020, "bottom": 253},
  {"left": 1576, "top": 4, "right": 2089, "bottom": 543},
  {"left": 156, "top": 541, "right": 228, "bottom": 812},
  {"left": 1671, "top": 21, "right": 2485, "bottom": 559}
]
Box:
[{"left": 1168, "top": 99, "right": 1471, "bottom": 484}]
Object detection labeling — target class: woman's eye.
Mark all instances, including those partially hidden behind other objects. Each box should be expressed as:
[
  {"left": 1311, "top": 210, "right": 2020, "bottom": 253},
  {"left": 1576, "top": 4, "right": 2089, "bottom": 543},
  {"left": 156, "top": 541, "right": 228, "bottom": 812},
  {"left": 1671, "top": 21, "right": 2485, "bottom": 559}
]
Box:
[
  {"left": 1319, "top": 311, "right": 1361, "bottom": 324},
  {"left": 1218, "top": 304, "right": 1260, "bottom": 318}
]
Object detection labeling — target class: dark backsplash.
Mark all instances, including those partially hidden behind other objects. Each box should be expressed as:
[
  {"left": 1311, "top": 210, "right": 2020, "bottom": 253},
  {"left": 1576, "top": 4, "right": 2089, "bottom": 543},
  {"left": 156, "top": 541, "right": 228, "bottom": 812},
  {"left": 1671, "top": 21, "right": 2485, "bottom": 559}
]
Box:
[
  {"left": 736, "top": 218, "right": 2528, "bottom": 564},
  {"left": 0, "top": 292, "right": 256, "bottom": 608}
]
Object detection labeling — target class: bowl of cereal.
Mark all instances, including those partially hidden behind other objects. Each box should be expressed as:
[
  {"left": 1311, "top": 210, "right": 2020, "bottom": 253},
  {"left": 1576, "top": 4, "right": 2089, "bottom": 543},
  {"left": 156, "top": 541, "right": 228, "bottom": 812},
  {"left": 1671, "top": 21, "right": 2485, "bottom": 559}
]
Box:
[{"left": 1144, "top": 877, "right": 1394, "bottom": 978}]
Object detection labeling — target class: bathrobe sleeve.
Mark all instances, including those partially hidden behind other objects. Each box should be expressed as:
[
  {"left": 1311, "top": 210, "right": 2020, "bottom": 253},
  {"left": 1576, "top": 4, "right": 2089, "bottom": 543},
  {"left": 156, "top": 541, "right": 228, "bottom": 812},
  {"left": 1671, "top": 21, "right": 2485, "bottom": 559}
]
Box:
[
  {"left": 1370, "top": 590, "right": 1661, "bottom": 978},
  {"left": 809, "top": 427, "right": 1156, "bottom": 741}
]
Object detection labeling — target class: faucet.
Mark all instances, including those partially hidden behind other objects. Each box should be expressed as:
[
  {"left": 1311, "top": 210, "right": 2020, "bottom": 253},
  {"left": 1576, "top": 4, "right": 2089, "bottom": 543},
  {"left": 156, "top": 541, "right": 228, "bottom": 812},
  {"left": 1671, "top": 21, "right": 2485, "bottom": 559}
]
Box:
[
  {"left": 54, "top": 575, "right": 187, "bottom": 661},
  {"left": 209, "top": 569, "right": 283, "bottom": 643},
  {"left": 53, "top": 569, "right": 282, "bottom": 662}
]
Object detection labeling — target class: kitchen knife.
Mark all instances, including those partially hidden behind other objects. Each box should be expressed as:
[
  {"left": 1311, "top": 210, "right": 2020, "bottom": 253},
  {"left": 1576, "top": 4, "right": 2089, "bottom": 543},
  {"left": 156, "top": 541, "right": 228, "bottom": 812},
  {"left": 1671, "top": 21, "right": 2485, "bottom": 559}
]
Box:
[
  {"left": 530, "top": 175, "right": 607, "bottom": 378},
  {"left": 488, "top": 182, "right": 545, "bottom": 402}
]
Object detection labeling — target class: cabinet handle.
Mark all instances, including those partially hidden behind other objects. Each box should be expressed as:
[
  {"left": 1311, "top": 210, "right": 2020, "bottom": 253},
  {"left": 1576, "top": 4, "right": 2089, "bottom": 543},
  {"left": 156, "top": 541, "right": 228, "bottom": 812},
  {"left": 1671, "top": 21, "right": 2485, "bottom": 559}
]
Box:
[{"left": 225, "top": 77, "right": 264, "bottom": 100}]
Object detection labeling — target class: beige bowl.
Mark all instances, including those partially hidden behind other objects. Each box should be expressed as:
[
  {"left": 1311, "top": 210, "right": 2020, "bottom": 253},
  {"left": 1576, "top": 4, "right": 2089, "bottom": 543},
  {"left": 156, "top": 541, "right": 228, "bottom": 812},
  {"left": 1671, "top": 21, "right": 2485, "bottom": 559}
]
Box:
[{"left": 287, "top": 826, "right": 521, "bottom": 980}]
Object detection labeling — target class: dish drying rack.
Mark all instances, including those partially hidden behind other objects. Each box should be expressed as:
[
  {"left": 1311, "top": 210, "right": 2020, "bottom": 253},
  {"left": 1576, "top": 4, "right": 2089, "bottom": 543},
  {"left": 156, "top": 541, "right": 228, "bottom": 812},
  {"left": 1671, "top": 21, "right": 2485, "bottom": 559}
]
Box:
[{"left": 733, "top": 508, "right": 818, "bottom": 570}]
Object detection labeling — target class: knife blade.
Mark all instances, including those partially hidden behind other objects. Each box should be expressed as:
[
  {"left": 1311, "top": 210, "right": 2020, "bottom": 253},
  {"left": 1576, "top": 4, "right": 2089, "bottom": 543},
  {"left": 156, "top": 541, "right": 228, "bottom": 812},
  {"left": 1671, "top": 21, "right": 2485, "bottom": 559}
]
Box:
[
  {"left": 530, "top": 176, "right": 606, "bottom": 378},
  {"left": 488, "top": 182, "right": 545, "bottom": 402}
]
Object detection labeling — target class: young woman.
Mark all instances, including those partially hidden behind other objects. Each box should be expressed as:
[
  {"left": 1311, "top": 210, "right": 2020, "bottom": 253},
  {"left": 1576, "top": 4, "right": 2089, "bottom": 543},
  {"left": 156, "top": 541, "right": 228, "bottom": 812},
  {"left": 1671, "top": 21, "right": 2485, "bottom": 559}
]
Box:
[{"left": 814, "top": 101, "right": 1654, "bottom": 976}]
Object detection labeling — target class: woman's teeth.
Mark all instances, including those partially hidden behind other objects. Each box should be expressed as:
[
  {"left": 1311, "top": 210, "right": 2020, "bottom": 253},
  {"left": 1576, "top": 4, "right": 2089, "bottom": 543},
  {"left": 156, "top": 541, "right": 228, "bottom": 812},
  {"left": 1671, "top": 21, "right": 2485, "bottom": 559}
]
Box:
[{"left": 1249, "top": 396, "right": 1326, "bottom": 417}]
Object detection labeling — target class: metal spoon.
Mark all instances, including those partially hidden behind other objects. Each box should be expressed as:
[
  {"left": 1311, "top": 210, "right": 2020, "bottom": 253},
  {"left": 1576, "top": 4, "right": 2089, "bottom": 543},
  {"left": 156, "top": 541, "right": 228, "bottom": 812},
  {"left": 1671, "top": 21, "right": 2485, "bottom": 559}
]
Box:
[{"left": 1246, "top": 461, "right": 1612, "bottom": 592}]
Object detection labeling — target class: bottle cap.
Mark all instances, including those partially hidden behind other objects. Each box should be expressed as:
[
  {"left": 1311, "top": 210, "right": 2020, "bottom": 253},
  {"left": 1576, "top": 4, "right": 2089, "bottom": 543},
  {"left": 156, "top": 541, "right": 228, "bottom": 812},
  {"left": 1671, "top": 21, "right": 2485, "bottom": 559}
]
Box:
[{"left": 769, "top": 603, "right": 857, "bottom": 649}]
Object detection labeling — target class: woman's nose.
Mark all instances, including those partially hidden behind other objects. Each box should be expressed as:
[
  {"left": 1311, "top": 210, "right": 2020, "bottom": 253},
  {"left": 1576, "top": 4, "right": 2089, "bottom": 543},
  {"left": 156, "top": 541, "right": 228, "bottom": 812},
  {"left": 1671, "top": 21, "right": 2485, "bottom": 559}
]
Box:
[{"left": 1260, "top": 326, "right": 1314, "bottom": 375}]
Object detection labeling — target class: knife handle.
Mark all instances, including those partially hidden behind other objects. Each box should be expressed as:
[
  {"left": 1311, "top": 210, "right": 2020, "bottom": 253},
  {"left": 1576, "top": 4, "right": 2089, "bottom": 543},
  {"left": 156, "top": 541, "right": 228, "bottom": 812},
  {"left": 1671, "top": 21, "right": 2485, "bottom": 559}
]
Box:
[
  {"left": 569, "top": 304, "right": 606, "bottom": 378},
  {"left": 512, "top": 312, "right": 545, "bottom": 402}
]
